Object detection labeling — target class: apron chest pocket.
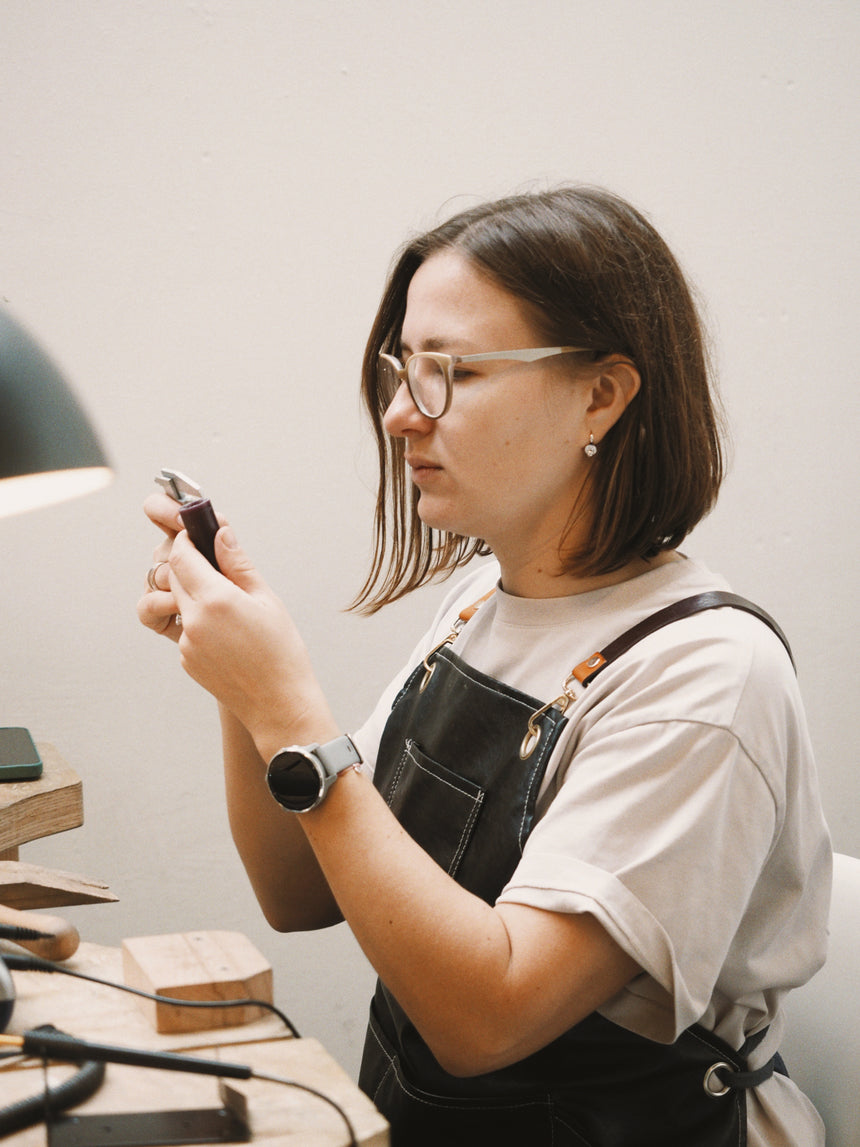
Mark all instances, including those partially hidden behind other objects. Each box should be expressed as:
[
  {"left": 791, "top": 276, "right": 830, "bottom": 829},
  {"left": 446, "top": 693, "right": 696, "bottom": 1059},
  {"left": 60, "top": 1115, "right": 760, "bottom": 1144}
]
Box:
[{"left": 382, "top": 739, "right": 485, "bottom": 879}]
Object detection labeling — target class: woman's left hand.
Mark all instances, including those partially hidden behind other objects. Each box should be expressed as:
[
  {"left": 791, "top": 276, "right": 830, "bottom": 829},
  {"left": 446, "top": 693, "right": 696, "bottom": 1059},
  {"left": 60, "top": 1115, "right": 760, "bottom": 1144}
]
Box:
[{"left": 167, "top": 526, "right": 333, "bottom": 758}]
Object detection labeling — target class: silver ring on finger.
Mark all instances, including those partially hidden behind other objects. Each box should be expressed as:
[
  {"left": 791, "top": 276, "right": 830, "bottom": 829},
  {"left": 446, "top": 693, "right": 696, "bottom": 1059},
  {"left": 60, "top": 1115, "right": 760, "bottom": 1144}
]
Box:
[{"left": 146, "top": 561, "right": 167, "bottom": 592}]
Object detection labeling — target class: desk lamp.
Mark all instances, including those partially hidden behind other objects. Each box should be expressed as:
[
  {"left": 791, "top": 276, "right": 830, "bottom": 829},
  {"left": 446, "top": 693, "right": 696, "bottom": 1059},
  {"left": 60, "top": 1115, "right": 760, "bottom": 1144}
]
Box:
[
  {"left": 0, "top": 306, "right": 112, "bottom": 518},
  {"left": 0, "top": 304, "right": 113, "bottom": 1026}
]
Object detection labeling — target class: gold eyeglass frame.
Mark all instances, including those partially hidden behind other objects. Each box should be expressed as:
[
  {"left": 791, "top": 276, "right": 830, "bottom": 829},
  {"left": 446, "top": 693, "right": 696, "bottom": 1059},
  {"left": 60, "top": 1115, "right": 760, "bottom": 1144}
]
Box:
[{"left": 378, "top": 346, "right": 589, "bottom": 419}]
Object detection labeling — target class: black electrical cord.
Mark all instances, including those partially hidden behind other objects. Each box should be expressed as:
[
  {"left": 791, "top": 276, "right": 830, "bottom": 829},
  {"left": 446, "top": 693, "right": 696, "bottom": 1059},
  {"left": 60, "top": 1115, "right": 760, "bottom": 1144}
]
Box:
[
  {"left": 3, "top": 955, "right": 360, "bottom": 1144},
  {"left": 5, "top": 1028, "right": 359, "bottom": 1146},
  {"left": 253, "top": 1071, "right": 360, "bottom": 1147},
  {"left": 0, "top": 923, "right": 54, "bottom": 943},
  {"left": 0, "top": 1025, "right": 106, "bottom": 1138},
  {"left": 2, "top": 950, "right": 301, "bottom": 1037}
]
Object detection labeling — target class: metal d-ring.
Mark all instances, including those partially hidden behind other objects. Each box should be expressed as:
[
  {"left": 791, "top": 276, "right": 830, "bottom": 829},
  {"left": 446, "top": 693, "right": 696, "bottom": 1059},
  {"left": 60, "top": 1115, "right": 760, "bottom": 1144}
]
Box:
[
  {"left": 418, "top": 625, "right": 462, "bottom": 693},
  {"left": 520, "top": 671, "right": 580, "bottom": 759},
  {"left": 703, "top": 1062, "right": 733, "bottom": 1097},
  {"left": 520, "top": 697, "right": 564, "bottom": 759},
  {"left": 519, "top": 723, "right": 543, "bottom": 760}
]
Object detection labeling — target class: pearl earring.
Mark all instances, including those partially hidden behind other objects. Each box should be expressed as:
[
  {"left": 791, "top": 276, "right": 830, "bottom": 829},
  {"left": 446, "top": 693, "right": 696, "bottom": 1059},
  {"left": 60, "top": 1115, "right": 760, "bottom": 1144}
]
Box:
[{"left": 584, "top": 434, "right": 597, "bottom": 458}]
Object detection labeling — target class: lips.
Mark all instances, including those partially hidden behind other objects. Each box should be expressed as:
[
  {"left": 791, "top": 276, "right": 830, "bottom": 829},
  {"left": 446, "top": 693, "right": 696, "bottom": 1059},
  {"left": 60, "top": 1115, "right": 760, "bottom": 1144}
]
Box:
[{"left": 405, "top": 454, "right": 442, "bottom": 476}]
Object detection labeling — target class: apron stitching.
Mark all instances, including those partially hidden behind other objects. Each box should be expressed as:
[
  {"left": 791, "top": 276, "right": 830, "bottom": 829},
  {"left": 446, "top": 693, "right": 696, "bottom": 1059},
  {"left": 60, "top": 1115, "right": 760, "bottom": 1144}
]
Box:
[
  {"left": 365, "top": 1018, "right": 397, "bottom": 1106},
  {"left": 390, "top": 1089, "right": 554, "bottom": 1114},
  {"left": 550, "top": 1107, "right": 597, "bottom": 1147},
  {"left": 517, "top": 718, "right": 564, "bottom": 849},
  {"left": 384, "top": 741, "right": 487, "bottom": 878},
  {"left": 439, "top": 650, "right": 539, "bottom": 714},
  {"left": 450, "top": 792, "right": 485, "bottom": 875},
  {"left": 400, "top": 743, "right": 486, "bottom": 877},
  {"left": 686, "top": 1026, "right": 743, "bottom": 1065},
  {"left": 369, "top": 1009, "right": 554, "bottom": 1115},
  {"left": 390, "top": 663, "right": 427, "bottom": 711},
  {"left": 389, "top": 1071, "right": 557, "bottom": 1113},
  {"left": 384, "top": 743, "right": 411, "bottom": 808},
  {"left": 403, "top": 743, "right": 484, "bottom": 800}
]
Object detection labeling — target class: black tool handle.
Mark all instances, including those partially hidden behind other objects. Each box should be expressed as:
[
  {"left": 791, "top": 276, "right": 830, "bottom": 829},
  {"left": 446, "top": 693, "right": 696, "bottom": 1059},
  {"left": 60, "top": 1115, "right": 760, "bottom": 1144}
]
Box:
[{"left": 179, "top": 497, "right": 220, "bottom": 570}]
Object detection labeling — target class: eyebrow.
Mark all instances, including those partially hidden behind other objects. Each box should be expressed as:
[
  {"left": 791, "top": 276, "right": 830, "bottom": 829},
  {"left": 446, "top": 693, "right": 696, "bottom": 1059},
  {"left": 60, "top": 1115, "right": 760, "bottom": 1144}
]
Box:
[{"left": 400, "top": 335, "right": 477, "bottom": 356}]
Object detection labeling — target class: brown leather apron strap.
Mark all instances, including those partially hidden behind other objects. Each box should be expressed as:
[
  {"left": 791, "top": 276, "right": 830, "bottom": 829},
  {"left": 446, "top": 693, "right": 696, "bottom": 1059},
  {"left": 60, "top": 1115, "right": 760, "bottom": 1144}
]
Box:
[{"left": 573, "top": 591, "right": 795, "bottom": 687}]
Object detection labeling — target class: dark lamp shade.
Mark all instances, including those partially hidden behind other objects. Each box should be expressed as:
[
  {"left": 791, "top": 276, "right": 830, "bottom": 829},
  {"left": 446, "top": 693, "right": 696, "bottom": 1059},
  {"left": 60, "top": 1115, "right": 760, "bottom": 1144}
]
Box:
[{"left": 0, "top": 307, "right": 112, "bottom": 518}]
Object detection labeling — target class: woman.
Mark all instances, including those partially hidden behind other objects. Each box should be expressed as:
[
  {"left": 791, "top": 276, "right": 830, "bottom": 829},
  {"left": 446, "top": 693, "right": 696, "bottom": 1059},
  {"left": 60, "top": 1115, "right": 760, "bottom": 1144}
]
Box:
[{"left": 138, "top": 187, "right": 831, "bottom": 1145}]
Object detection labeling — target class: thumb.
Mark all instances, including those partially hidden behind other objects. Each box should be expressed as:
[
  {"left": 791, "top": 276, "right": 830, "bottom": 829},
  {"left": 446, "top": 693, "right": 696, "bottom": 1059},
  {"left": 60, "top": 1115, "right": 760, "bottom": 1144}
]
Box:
[{"left": 214, "top": 526, "right": 266, "bottom": 593}]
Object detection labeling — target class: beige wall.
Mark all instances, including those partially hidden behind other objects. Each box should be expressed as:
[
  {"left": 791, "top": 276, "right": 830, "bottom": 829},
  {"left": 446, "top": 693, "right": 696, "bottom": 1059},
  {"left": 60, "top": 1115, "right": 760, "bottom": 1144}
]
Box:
[{"left": 2, "top": 0, "right": 857, "bottom": 1078}]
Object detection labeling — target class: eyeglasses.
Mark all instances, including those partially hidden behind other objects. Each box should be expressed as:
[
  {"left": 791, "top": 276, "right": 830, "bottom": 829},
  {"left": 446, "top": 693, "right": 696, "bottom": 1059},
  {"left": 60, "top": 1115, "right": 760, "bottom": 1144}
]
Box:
[{"left": 378, "top": 346, "right": 589, "bottom": 420}]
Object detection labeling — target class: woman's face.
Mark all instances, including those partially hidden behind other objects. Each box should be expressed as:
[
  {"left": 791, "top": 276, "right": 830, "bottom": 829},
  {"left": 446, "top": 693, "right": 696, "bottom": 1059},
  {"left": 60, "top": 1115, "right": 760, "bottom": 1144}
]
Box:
[{"left": 382, "top": 250, "right": 595, "bottom": 574}]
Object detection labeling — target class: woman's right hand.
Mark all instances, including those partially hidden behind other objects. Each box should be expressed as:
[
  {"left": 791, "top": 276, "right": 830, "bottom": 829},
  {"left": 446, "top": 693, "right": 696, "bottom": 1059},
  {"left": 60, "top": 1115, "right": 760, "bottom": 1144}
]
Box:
[
  {"left": 137, "top": 493, "right": 336, "bottom": 755},
  {"left": 136, "top": 492, "right": 196, "bottom": 643}
]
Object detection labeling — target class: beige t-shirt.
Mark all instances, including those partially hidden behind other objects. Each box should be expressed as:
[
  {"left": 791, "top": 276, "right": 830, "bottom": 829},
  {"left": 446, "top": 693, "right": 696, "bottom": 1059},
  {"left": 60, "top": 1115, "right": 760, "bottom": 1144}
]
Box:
[{"left": 354, "top": 556, "right": 831, "bottom": 1146}]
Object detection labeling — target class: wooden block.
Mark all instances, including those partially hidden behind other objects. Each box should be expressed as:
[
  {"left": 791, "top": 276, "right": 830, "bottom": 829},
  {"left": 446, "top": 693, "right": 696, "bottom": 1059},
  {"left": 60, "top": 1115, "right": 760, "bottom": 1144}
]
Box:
[
  {"left": 9, "top": 942, "right": 285, "bottom": 1052},
  {"left": 0, "top": 860, "right": 118, "bottom": 908},
  {"left": 0, "top": 742, "right": 83, "bottom": 853},
  {"left": 122, "top": 930, "right": 274, "bottom": 1034}
]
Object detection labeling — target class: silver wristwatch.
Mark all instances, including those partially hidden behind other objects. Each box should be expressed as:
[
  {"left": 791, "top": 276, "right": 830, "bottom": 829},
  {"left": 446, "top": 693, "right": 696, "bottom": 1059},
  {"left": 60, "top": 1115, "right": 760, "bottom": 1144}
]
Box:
[{"left": 265, "top": 734, "right": 362, "bottom": 813}]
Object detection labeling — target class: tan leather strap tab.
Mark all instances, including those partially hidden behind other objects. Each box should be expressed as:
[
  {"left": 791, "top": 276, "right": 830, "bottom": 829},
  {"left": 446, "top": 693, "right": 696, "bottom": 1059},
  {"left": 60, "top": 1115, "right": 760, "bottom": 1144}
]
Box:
[
  {"left": 572, "top": 652, "right": 607, "bottom": 684},
  {"left": 458, "top": 586, "right": 497, "bottom": 624}
]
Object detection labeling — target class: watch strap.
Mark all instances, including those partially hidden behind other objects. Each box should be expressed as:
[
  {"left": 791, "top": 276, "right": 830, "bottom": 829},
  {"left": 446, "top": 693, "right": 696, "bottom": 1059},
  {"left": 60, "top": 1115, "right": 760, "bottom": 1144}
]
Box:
[{"left": 315, "top": 734, "right": 363, "bottom": 778}]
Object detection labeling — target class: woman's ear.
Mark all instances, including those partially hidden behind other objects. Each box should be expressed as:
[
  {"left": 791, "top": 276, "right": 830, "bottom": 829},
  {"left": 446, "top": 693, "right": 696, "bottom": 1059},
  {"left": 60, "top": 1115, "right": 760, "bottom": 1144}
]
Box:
[{"left": 586, "top": 357, "right": 641, "bottom": 439}]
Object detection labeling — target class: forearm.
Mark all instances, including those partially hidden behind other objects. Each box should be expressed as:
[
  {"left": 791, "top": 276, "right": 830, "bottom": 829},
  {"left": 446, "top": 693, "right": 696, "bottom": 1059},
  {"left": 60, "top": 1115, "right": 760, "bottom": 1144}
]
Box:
[
  {"left": 299, "top": 769, "right": 506, "bottom": 1064},
  {"left": 296, "top": 767, "right": 637, "bottom": 1076},
  {"left": 220, "top": 706, "right": 343, "bottom": 931}
]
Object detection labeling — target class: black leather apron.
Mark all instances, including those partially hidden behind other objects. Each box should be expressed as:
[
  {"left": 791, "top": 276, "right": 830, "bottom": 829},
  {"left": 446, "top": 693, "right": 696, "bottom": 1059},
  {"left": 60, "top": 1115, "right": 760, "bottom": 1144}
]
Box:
[{"left": 359, "top": 594, "right": 790, "bottom": 1146}]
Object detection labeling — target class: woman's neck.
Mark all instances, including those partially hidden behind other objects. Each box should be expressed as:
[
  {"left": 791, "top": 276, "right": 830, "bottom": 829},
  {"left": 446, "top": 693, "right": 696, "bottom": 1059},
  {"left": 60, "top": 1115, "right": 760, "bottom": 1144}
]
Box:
[{"left": 497, "top": 550, "right": 680, "bottom": 600}]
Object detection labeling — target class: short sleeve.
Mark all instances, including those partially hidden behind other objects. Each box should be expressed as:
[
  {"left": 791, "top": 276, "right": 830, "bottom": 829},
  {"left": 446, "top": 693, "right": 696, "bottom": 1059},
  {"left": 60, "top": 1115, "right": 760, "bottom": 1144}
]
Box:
[{"left": 495, "top": 619, "right": 787, "bottom": 1042}]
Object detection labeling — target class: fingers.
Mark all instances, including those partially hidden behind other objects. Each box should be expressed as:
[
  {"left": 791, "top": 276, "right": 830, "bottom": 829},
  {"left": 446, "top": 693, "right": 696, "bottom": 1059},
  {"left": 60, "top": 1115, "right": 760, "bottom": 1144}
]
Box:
[
  {"left": 138, "top": 509, "right": 181, "bottom": 642},
  {"left": 143, "top": 492, "right": 185, "bottom": 538},
  {"left": 136, "top": 530, "right": 207, "bottom": 641},
  {"left": 141, "top": 520, "right": 320, "bottom": 743},
  {"left": 169, "top": 524, "right": 267, "bottom": 605},
  {"left": 139, "top": 494, "right": 232, "bottom": 645},
  {"left": 168, "top": 528, "right": 222, "bottom": 606},
  {"left": 139, "top": 542, "right": 183, "bottom": 643},
  {"left": 212, "top": 526, "right": 268, "bottom": 594},
  {"left": 136, "top": 580, "right": 183, "bottom": 641},
  {"left": 144, "top": 491, "right": 229, "bottom": 536}
]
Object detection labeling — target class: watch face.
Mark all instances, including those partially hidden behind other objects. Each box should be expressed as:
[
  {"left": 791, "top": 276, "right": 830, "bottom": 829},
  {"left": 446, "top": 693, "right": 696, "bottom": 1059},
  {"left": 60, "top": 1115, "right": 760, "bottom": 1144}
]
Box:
[{"left": 267, "top": 751, "right": 323, "bottom": 812}]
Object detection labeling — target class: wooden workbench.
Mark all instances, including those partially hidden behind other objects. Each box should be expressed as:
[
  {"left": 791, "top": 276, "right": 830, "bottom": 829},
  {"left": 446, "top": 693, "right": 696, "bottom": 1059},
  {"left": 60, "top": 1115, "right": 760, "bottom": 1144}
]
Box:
[{"left": 1, "top": 942, "right": 388, "bottom": 1146}]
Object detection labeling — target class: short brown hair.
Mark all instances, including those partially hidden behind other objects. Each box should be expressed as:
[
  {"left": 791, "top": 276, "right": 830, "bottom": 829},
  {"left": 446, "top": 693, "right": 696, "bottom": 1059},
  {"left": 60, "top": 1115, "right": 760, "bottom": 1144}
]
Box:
[{"left": 352, "top": 186, "right": 724, "bottom": 613}]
